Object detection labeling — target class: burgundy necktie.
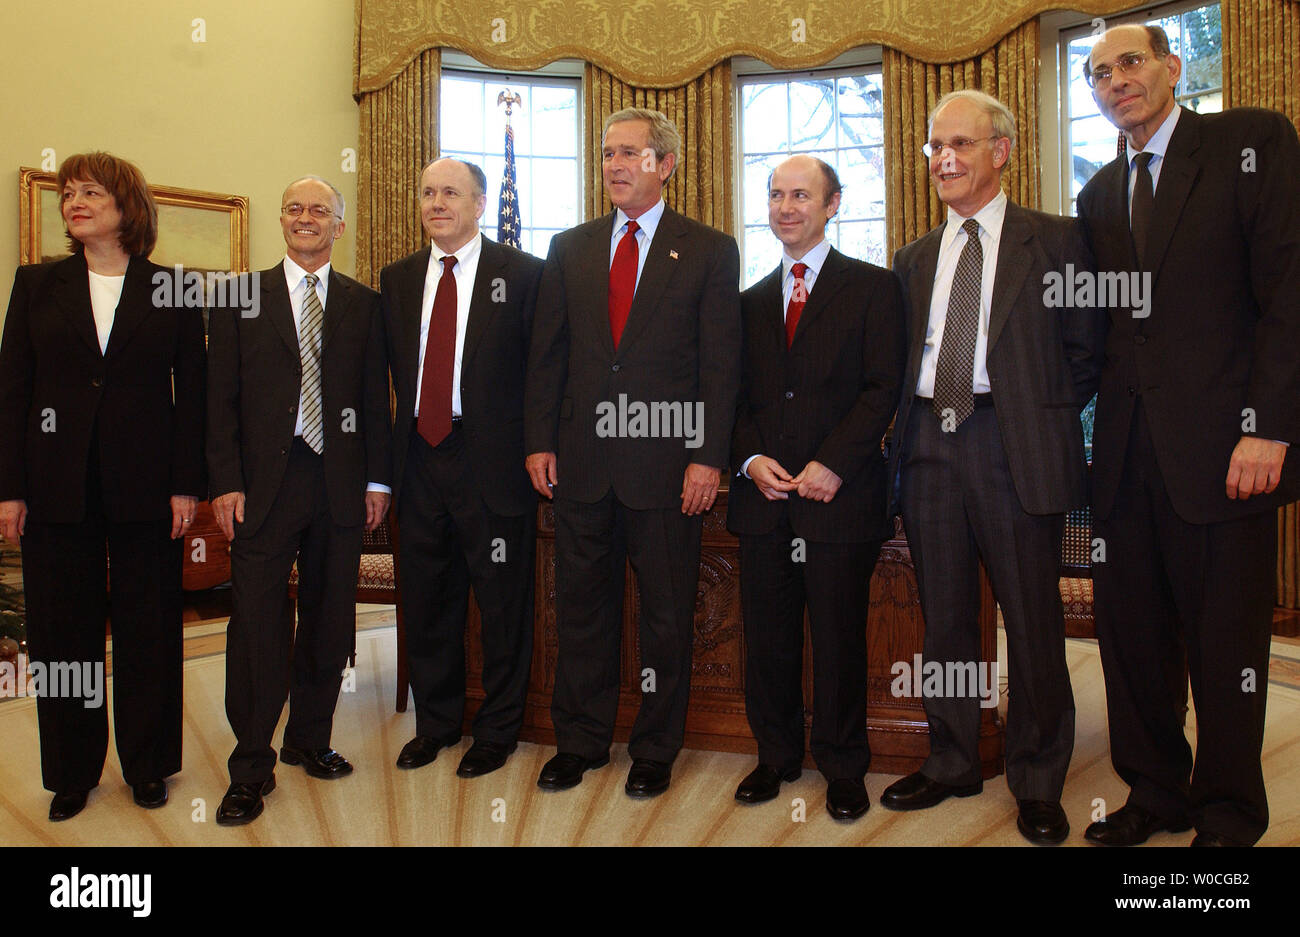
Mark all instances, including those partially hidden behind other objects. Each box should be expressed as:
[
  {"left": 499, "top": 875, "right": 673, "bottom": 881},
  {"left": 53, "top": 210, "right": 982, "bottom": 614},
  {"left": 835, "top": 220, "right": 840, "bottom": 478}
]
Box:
[
  {"left": 785, "top": 262, "right": 808, "bottom": 348},
  {"left": 609, "top": 219, "right": 639, "bottom": 348},
  {"left": 416, "top": 255, "right": 457, "bottom": 447}
]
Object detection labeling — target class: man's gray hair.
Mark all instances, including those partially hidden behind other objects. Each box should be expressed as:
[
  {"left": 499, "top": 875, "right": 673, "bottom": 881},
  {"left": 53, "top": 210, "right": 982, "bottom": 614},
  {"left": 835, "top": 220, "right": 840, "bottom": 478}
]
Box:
[
  {"left": 602, "top": 107, "right": 682, "bottom": 180},
  {"left": 927, "top": 89, "right": 1018, "bottom": 155},
  {"left": 284, "top": 175, "right": 346, "bottom": 220}
]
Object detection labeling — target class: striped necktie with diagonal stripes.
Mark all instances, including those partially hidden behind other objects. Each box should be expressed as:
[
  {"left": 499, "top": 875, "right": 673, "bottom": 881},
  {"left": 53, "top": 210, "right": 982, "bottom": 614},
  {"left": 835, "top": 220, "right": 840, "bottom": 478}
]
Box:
[{"left": 299, "top": 272, "right": 325, "bottom": 454}]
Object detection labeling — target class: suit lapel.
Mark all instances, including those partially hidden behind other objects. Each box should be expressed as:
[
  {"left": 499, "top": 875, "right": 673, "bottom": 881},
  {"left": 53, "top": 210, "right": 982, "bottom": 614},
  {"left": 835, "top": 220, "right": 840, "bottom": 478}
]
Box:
[
  {"left": 583, "top": 213, "right": 616, "bottom": 358},
  {"left": 790, "top": 247, "right": 849, "bottom": 347},
  {"left": 1143, "top": 107, "right": 1201, "bottom": 281},
  {"left": 463, "top": 234, "right": 503, "bottom": 372},
  {"left": 51, "top": 253, "right": 102, "bottom": 357},
  {"left": 616, "top": 206, "right": 683, "bottom": 353},
  {"left": 101, "top": 256, "right": 157, "bottom": 360},
  {"left": 399, "top": 247, "right": 432, "bottom": 403},
  {"left": 758, "top": 263, "right": 784, "bottom": 349},
  {"left": 987, "top": 204, "right": 1032, "bottom": 354},
  {"left": 905, "top": 228, "right": 942, "bottom": 380},
  {"left": 321, "top": 268, "right": 350, "bottom": 350},
  {"left": 263, "top": 263, "right": 298, "bottom": 356}
]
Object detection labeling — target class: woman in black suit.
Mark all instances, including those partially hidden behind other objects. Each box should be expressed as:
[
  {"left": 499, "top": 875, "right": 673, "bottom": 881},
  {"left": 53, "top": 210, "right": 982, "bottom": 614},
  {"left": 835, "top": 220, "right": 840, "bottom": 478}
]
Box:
[{"left": 0, "top": 152, "right": 206, "bottom": 821}]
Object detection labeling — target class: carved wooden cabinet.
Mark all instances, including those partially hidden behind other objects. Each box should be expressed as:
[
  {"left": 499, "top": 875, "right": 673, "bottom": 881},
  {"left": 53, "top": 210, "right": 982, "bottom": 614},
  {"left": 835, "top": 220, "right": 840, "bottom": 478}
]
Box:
[{"left": 461, "top": 489, "right": 1005, "bottom": 779}]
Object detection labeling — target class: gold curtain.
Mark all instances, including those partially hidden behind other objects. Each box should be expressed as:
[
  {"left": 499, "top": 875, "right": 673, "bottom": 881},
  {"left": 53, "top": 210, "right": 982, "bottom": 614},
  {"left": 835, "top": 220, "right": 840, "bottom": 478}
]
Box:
[
  {"left": 355, "top": 48, "right": 440, "bottom": 288},
  {"left": 1222, "top": 0, "right": 1300, "bottom": 607},
  {"left": 582, "top": 63, "right": 733, "bottom": 232},
  {"left": 1223, "top": 0, "right": 1300, "bottom": 126},
  {"left": 881, "top": 19, "right": 1040, "bottom": 255}
]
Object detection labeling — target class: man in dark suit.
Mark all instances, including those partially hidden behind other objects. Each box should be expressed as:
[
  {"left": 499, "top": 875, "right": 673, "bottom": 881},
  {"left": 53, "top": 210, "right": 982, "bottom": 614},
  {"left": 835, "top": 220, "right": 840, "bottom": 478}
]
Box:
[
  {"left": 1077, "top": 25, "right": 1300, "bottom": 847},
  {"left": 208, "top": 176, "right": 392, "bottom": 825},
  {"left": 525, "top": 107, "right": 741, "bottom": 797},
  {"left": 728, "top": 155, "right": 904, "bottom": 820},
  {"left": 380, "top": 158, "right": 542, "bottom": 778},
  {"left": 883, "top": 90, "right": 1105, "bottom": 844}
]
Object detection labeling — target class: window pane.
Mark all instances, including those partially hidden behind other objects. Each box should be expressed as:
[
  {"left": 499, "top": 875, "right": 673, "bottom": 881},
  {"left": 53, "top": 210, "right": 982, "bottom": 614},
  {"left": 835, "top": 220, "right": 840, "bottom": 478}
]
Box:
[
  {"left": 485, "top": 82, "right": 531, "bottom": 156},
  {"left": 837, "top": 220, "right": 887, "bottom": 267},
  {"left": 533, "top": 157, "right": 578, "bottom": 227},
  {"left": 441, "top": 78, "right": 484, "bottom": 152},
  {"left": 789, "top": 79, "right": 836, "bottom": 151},
  {"left": 1181, "top": 6, "right": 1222, "bottom": 94},
  {"left": 744, "top": 225, "right": 782, "bottom": 285},
  {"left": 838, "top": 146, "right": 885, "bottom": 221},
  {"left": 533, "top": 86, "right": 578, "bottom": 156},
  {"left": 741, "top": 82, "right": 789, "bottom": 153},
  {"left": 742, "top": 153, "right": 783, "bottom": 228},
  {"left": 529, "top": 229, "right": 564, "bottom": 258},
  {"left": 838, "top": 74, "right": 884, "bottom": 146}
]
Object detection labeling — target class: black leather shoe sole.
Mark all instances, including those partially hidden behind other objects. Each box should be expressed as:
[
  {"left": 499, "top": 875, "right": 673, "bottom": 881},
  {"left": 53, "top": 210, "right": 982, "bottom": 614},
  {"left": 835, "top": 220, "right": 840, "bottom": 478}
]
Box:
[
  {"left": 132, "top": 781, "right": 168, "bottom": 809},
  {"left": 537, "top": 754, "right": 610, "bottom": 791},
  {"left": 49, "top": 791, "right": 89, "bottom": 822},
  {"left": 215, "top": 777, "right": 276, "bottom": 827}
]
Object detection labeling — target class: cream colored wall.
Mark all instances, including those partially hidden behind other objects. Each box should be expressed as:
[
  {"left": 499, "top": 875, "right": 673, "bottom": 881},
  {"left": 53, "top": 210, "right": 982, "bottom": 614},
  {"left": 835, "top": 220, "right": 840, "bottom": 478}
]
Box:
[{"left": 0, "top": 0, "right": 360, "bottom": 332}]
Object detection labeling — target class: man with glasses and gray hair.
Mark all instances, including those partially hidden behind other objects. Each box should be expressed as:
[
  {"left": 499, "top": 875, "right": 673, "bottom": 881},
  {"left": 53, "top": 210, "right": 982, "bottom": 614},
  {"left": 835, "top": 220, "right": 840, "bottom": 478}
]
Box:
[
  {"left": 884, "top": 90, "right": 1104, "bottom": 844},
  {"left": 1077, "top": 23, "right": 1300, "bottom": 847},
  {"left": 208, "top": 176, "right": 392, "bottom": 825}
]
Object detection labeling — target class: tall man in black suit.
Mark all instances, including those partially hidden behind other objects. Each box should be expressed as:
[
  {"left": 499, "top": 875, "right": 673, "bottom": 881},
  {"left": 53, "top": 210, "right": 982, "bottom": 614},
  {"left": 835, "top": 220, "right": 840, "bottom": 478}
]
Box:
[
  {"left": 525, "top": 107, "right": 741, "bottom": 797},
  {"left": 381, "top": 158, "right": 543, "bottom": 778},
  {"left": 729, "top": 156, "right": 904, "bottom": 819},
  {"left": 1078, "top": 25, "right": 1300, "bottom": 847},
  {"left": 208, "top": 176, "right": 392, "bottom": 825},
  {"left": 884, "top": 91, "right": 1105, "bottom": 844}
]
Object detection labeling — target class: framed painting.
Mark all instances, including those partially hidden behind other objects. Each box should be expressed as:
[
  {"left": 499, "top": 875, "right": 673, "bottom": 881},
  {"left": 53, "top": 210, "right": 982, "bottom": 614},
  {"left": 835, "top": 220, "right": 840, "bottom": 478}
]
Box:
[{"left": 18, "top": 167, "right": 249, "bottom": 274}]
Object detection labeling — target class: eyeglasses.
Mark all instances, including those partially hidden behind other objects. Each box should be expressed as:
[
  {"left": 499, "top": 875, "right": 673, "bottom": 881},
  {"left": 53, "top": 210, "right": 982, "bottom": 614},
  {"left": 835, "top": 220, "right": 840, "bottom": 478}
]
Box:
[
  {"left": 281, "top": 203, "right": 336, "bottom": 219},
  {"left": 922, "top": 136, "right": 999, "bottom": 159},
  {"left": 1085, "top": 51, "right": 1155, "bottom": 88}
]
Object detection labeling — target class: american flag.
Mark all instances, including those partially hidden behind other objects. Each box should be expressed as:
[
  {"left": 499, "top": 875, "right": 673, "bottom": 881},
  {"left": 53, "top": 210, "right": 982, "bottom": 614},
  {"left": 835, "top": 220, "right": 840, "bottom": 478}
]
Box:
[{"left": 498, "top": 119, "right": 522, "bottom": 249}]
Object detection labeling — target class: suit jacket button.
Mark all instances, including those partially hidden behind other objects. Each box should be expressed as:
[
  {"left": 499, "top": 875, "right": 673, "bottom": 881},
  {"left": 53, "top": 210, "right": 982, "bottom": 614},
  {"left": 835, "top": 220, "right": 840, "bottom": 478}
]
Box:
[
  {"left": 1127, "top": 386, "right": 1136, "bottom": 396},
  {"left": 1134, "top": 335, "right": 1147, "bottom": 345},
  {"left": 289, "top": 404, "right": 296, "bottom": 414},
  {"left": 611, "top": 364, "right": 621, "bottom": 372},
  {"left": 281, "top": 447, "right": 288, "bottom": 455},
  {"left": 91, "top": 377, "right": 103, "bottom": 387},
  {"left": 784, "top": 390, "right": 794, "bottom": 399}
]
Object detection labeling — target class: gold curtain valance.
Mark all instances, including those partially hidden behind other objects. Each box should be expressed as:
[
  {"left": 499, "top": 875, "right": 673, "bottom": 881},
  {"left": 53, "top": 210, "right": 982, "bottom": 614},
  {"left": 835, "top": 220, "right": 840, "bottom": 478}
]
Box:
[{"left": 356, "top": 0, "right": 1167, "bottom": 94}]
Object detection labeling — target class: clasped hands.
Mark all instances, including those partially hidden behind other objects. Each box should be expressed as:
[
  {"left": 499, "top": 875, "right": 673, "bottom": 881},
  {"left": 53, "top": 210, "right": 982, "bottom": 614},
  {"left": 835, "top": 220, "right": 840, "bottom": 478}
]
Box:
[{"left": 748, "top": 457, "right": 842, "bottom": 503}]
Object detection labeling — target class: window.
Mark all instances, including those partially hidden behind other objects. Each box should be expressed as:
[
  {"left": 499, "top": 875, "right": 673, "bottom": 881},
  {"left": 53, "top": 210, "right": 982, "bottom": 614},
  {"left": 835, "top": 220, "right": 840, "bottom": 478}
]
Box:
[
  {"left": 1058, "top": 1, "right": 1222, "bottom": 216},
  {"left": 439, "top": 70, "right": 581, "bottom": 258},
  {"left": 737, "top": 65, "right": 886, "bottom": 287}
]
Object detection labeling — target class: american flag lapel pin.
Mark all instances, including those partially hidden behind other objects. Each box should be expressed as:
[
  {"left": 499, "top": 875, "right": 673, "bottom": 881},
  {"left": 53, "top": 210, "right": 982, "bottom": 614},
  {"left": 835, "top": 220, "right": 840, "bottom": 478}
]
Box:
[{"left": 669, "top": 249, "right": 679, "bottom": 260}]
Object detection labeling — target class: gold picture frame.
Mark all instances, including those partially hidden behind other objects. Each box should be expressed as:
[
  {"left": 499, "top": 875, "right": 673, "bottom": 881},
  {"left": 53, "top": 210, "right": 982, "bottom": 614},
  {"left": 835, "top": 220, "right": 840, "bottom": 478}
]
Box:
[{"left": 18, "top": 168, "right": 249, "bottom": 273}]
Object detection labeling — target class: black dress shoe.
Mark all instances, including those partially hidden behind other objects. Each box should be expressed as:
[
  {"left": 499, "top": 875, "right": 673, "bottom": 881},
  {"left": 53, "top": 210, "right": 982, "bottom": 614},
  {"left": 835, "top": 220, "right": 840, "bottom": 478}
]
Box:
[
  {"left": 625, "top": 759, "right": 672, "bottom": 798},
  {"left": 826, "top": 778, "right": 871, "bottom": 820},
  {"left": 1191, "top": 832, "right": 1244, "bottom": 847},
  {"left": 1017, "top": 799, "right": 1069, "bottom": 845},
  {"left": 132, "top": 780, "right": 168, "bottom": 809},
  {"left": 49, "top": 791, "right": 89, "bottom": 822},
  {"left": 881, "top": 771, "right": 983, "bottom": 811},
  {"left": 537, "top": 752, "right": 610, "bottom": 791},
  {"left": 215, "top": 777, "right": 276, "bottom": 827},
  {"left": 735, "top": 764, "right": 802, "bottom": 804},
  {"left": 280, "top": 745, "right": 353, "bottom": 779},
  {"left": 456, "top": 740, "right": 517, "bottom": 778},
  {"left": 1084, "top": 804, "right": 1191, "bottom": 846},
  {"left": 396, "top": 733, "right": 462, "bottom": 770}
]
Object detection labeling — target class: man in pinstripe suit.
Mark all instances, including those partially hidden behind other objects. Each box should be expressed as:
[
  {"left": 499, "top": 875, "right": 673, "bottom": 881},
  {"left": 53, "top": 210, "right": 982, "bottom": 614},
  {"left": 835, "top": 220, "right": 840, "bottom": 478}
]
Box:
[
  {"left": 883, "top": 91, "right": 1105, "bottom": 844},
  {"left": 207, "top": 177, "right": 392, "bottom": 825}
]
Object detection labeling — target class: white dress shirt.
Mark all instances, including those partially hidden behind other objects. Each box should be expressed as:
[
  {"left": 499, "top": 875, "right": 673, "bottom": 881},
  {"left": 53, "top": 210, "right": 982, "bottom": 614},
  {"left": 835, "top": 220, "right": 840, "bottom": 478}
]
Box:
[
  {"left": 610, "top": 198, "right": 666, "bottom": 289},
  {"left": 915, "top": 189, "right": 1008, "bottom": 398},
  {"left": 87, "top": 270, "right": 125, "bottom": 354},
  {"left": 415, "top": 233, "right": 482, "bottom": 420},
  {"left": 283, "top": 256, "right": 389, "bottom": 493}
]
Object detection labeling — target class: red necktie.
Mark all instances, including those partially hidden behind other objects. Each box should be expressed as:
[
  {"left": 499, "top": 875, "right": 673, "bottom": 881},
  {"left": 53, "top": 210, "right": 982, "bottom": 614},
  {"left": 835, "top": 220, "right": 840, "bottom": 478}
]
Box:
[
  {"left": 417, "top": 255, "right": 457, "bottom": 447},
  {"left": 609, "top": 219, "right": 639, "bottom": 348},
  {"left": 785, "top": 261, "right": 808, "bottom": 348}
]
